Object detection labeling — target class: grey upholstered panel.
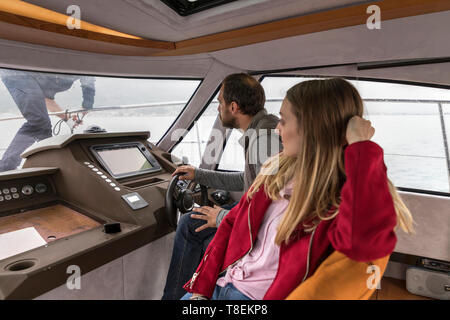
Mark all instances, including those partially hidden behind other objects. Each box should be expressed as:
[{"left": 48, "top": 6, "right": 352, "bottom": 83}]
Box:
[
  {"left": 212, "top": 11, "right": 450, "bottom": 73},
  {"left": 123, "top": 232, "right": 175, "bottom": 299},
  {"left": 395, "top": 192, "right": 450, "bottom": 262},
  {"left": 0, "top": 38, "right": 213, "bottom": 78},
  {"left": 35, "top": 256, "right": 125, "bottom": 300},
  {"left": 35, "top": 232, "right": 176, "bottom": 300}
]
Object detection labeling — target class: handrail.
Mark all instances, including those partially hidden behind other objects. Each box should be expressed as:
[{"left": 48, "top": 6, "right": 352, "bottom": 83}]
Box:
[
  {"left": 0, "top": 101, "right": 188, "bottom": 122},
  {"left": 1, "top": 98, "right": 449, "bottom": 122}
]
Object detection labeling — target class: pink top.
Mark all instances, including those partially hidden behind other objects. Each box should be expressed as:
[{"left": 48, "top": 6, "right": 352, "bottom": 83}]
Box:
[{"left": 216, "top": 181, "right": 293, "bottom": 300}]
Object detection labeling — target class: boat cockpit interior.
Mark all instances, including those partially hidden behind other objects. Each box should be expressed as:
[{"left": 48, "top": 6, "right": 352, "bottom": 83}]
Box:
[{"left": 0, "top": 0, "right": 448, "bottom": 301}]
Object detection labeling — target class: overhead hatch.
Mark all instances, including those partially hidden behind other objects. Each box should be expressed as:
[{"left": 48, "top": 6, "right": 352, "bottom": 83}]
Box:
[{"left": 160, "top": 0, "right": 238, "bottom": 16}]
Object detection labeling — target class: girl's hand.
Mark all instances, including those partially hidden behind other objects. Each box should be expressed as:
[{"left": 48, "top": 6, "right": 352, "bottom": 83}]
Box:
[{"left": 346, "top": 116, "right": 375, "bottom": 145}]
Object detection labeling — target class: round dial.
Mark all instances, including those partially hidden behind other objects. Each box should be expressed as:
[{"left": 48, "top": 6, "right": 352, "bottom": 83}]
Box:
[
  {"left": 35, "top": 183, "right": 48, "bottom": 194},
  {"left": 21, "top": 185, "right": 34, "bottom": 195}
]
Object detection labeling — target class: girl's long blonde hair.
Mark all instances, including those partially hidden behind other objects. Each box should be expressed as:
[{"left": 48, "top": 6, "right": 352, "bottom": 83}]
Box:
[{"left": 248, "top": 78, "right": 414, "bottom": 246}]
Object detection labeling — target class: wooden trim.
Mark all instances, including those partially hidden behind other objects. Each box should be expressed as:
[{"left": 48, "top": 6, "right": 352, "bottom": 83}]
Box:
[
  {"left": 0, "top": 0, "right": 448, "bottom": 56},
  {"left": 0, "top": 0, "right": 174, "bottom": 52},
  {"left": 0, "top": 204, "right": 101, "bottom": 244},
  {"left": 159, "top": 0, "right": 450, "bottom": 56},
  {"left": 0, "top": 0, "right": 141, "bottom": 39}
]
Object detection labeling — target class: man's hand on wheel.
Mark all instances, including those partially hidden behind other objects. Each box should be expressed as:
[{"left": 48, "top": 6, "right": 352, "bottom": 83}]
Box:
[{"left": 172, "top": 165, "right": 196, "bottom": 180}]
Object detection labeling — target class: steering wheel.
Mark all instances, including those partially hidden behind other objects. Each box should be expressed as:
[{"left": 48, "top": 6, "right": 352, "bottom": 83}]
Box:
[{"left": 165, "top": 173, "right": 209, "bottom": 229}]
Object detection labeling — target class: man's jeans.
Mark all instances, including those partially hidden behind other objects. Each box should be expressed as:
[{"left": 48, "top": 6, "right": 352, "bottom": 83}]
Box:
[
  {"left": 181, "top": 283, "right": 251, "bottom": 300},
  {"left": 162, "top": 202, "right": 237, "bottom": 300},
  {"left": 0, "top": 73, "right": 52, "bottom": 172}
]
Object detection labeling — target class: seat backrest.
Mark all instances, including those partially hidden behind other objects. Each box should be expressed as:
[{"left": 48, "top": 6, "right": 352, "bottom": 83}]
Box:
[{"left": 286, "top": 251, "right": 390, "bottom": 300}]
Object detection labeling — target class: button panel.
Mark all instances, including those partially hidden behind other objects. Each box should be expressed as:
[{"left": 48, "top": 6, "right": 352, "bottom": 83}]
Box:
[
  {"left": 84, "top": 161, "right": 120, "bottom": 191},
  {"left": 0, "top": 182, "right": 50, "bottom": 202}
]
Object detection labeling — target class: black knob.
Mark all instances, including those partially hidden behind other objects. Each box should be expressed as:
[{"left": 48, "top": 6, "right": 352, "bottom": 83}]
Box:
[{"left": 103, "top": 222, "right": 121, "bottom": 234}]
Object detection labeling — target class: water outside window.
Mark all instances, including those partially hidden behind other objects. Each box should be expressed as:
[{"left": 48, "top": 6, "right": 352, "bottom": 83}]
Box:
[
  {"left": 0, "top": 68, "right": 200, "bottom": 172},
  {"left": 259, "top": 76, "right": 450, "bottom": 193}
]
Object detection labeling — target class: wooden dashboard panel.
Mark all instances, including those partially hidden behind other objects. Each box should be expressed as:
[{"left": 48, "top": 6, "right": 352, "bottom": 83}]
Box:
[{"left": 0, "top": 204, "right": 101, "bottom": 243}]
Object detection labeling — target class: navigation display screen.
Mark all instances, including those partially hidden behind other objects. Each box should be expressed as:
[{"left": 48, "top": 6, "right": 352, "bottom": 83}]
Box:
[
  {"left": 91, "top": 143, "right": 161, "bottom": 178},
  {"left": 97, "top": 147, "right": 153, "bottom": 176}
]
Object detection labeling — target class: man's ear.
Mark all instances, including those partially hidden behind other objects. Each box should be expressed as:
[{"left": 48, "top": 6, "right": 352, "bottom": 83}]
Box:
[{"left": 230, "top": 101, "right": 240, "bottom": 115}]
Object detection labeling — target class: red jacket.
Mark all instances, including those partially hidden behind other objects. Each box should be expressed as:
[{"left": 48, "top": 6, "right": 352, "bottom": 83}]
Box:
[{"left": 183, "top": 141, "right": 397, "bottom": 299}]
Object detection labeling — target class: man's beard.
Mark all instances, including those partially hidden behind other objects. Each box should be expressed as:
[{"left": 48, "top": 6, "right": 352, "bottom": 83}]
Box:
[{"left": 220, "top": 112, "right": 238, "bottom": 129}]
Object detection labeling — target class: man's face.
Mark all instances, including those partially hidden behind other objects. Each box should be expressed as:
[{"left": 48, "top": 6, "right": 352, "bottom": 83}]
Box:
[{"left": 218, "top": 84, "right": 237, "bottom": 129}]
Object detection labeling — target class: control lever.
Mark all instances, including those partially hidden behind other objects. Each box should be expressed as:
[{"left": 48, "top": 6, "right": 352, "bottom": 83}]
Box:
[
  {"left": 103, "top": 222, "right": 121, "bottom": 234},
  {"left": 211, "top": 190, "right": 231, "bottom": 206}
]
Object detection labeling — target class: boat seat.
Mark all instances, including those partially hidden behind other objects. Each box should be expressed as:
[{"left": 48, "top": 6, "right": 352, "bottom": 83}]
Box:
[{"left": 286, "top": 251, "right": 390, "bottom": 300}]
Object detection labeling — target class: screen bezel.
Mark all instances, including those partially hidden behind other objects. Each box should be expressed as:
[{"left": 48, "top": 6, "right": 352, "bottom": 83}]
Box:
[{"left": 90, "top": 142, "right": 162, "bottom": 179}]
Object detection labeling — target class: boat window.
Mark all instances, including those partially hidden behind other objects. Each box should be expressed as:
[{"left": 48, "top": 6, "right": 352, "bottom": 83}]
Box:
[
  {"left": 260, "top": 76, "right": 450, "bottom": 194},
  {"left": 0, "top": 68, "right": 201, "bottom": 168},
  {"left": 171, "top": 93, "right": 219, "bottom": 167},
  {"left": 171, "top": 90, "right": 254, "bottom": 171},
  {"left": 216, "top": 78, "right": 320, "bottom": 172},
  {"left": 217, "top": 129, "right": 245, "bottom": 171}
]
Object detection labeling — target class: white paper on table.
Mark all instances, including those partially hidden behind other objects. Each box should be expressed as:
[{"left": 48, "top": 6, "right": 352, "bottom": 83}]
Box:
[{"left": 0, "top": 227, "right": 47, "bottom": 260}]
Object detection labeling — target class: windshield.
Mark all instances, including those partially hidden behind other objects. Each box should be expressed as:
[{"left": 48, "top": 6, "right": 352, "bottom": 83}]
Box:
[{"left": 0, "top": 68, "right": 200, "bottom": 172}]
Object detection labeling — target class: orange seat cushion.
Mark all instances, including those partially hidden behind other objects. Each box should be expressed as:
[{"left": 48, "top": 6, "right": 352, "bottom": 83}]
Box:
[{"left": 286, "top": 251, "right": 390, "bottom": 300}]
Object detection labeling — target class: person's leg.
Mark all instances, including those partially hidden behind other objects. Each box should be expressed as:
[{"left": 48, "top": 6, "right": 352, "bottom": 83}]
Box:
[
  {"left": 162, "top": 202, "right": 239, "bottom": 300},
  {"left": 180, "top": 292, "right": 192, "bottom": 300},
  {"left": 0, "top": 74, "right": 51, "bottom": 172},
  {"left": 162, "top": 212, "right": 217, "bottom": 300},
  {"left": 180, "top": 285, "right": 223, "bottom": 300}
]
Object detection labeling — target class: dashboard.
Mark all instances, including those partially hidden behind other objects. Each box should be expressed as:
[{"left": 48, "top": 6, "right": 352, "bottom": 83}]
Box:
[{"left": 0, "top": 132, "right": 179, "bottom": 299}]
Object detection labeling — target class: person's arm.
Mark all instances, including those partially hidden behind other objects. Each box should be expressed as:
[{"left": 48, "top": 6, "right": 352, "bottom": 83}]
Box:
[
  {"left": 45, "top": 99, "right": 82, "bottom": 128},
  {"left": 45, "top": 98, "right": 66, "bottom": 120},
  {"left": 327, "top": 118, "right": 397, "bottom": 262},
  {"left": 194, "top": 167, "right": 244, "bottom": 191},
  {"left": 215, "top": 208, "right": 230, "bottom": 227},
  {"left": 80, "top": 77, "right": 95, "bottom": 110}
]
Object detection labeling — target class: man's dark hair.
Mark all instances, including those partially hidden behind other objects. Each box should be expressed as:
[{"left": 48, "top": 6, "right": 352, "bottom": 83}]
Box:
[{"left": 222, "top": 73, "right": 265, "bottom": 116}]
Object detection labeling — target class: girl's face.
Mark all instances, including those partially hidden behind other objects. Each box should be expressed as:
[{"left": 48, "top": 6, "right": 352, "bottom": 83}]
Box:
[{"left": 276, "top": 98, "right": 302, "bottom": 157}]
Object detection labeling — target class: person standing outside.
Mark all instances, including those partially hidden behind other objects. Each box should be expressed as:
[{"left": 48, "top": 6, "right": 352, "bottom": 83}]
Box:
[{"left": 0, "top": 69, "right": 95, "bottom": 172}]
